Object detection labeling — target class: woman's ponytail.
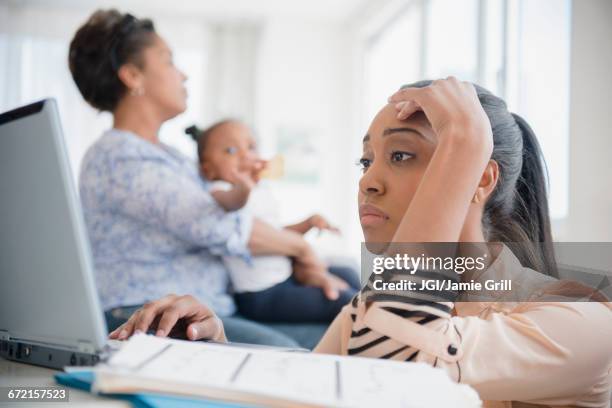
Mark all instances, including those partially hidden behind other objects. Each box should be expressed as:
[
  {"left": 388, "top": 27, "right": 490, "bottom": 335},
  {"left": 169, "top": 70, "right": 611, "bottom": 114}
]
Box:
[{"left": 509, "top": 113, "right": 557, "bottom": 277}]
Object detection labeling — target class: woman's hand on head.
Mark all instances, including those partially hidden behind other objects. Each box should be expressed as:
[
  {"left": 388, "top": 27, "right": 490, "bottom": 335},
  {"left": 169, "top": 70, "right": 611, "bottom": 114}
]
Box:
[
  {"left": 108, "top": 294, "right": 226, "bottom": 342},
  {"left": 388, "top": 77, "right": 493, "bottom": 156}
]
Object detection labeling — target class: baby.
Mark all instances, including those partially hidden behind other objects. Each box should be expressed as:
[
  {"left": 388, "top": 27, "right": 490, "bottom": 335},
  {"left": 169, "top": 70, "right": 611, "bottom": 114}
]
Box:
[{"left": 186, "top": 120, "right": 360, "bottom": 323}]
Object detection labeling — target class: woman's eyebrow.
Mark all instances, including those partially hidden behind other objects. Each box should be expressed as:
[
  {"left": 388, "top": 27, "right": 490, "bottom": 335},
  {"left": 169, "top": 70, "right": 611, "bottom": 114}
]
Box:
[
  {"left": 383, "top": 127, "right": 424, "bottom": 138},
  {"left": 362, "top": 134, "right": 370, "bottom": 143}
]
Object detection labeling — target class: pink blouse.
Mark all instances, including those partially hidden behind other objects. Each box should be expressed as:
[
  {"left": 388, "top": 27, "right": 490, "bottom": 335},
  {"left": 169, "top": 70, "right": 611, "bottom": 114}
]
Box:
[{"left": 314, "top": 246, "right": 612, "bottom": 407}]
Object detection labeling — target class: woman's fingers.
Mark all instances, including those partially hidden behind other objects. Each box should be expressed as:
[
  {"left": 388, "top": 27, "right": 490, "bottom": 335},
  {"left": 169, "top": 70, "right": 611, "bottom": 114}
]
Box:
[
  {"left": 387, "top": 79, "right": 491, "bottom": 150},
  {"left": 155, "top": 295, "right": 226, "bottom": 341},
  {"left": 322, "top": 281, "right": 340, "bottom": 300},
  {"left": 108, "top": 324, "right": 123, "bottom": 339},
  {"left": 134, "top": 303, "right": 162, "bottom": 334},
  {"left": 186, "top": 316, "right": 226, "bottom": 342},
  {"left": 155, "top": 307, "right": 180, "bottom": 337},
  {"left": 388, "top": 86, "right": 432, "bottom": 105},
  {"left": 387, "top": 86, "right": 446, "bottom": 129},
  {"left": 329, "top": 274, "right": 350, "bottom": 291},
  {"left": 120, "top": 309, "right": 145, "bottom": 339},
  {"left": 133, "top": 294, "right": 178, "bottom": 333},
  {"left": 107, "top": 295, "right": 226, "bottom": 342},
  {"left": 107, "top": 295, "right": 179, "bottom": 340},
  {"left": 395, "top": 100, "right": 422, "bottom": 120},
  {"left": 316, "top": 274, "right": 348, "bottom": 300}
]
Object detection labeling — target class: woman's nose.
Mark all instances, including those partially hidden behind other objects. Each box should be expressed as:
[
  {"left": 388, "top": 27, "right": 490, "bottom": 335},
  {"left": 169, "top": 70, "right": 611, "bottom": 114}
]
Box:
[{"left": 359, "top": 165, "right": 385, "bottom": 196}]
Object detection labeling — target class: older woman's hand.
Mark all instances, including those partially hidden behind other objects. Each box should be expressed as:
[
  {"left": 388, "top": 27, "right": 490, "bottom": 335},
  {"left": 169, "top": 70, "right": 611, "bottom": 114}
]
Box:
[
  {"left": 108, "top": 294, "right": 226, "bottom": 342},
  {"left": 293, "top": 247, "right": 349, "bottom": 300}
]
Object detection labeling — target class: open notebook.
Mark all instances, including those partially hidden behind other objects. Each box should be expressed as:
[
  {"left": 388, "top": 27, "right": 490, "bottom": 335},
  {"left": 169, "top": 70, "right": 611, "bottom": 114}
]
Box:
[{"left": 93, "top": 334, "right": 480, "bottom": 408}]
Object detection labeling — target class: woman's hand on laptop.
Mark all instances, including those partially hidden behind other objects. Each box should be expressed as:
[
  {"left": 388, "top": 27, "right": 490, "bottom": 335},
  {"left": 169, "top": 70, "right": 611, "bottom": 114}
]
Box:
[{"left": 108, "top": 295, "right": 227, "bottom": 342}]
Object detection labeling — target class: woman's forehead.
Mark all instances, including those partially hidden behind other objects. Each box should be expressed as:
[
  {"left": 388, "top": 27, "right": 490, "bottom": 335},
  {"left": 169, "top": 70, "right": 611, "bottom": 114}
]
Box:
[{"left": 365, "top": 104, "right": 432, "bottom": 141}]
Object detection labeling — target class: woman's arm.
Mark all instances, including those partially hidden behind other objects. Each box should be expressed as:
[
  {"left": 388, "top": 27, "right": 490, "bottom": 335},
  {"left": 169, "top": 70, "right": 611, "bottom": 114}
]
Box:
[
  {"left": 248, "top": 217, "right": 309, "bottom": 256},
  {"left": 285, "top": 214, "right": 340, "bottom": 235},
  {"left": 447, "top": 302, "right": 612, "bottom": 404},
  {"left": 211, "top": 187, "right": 250, "bottom": 211},
  {"left": 108, "top": 157, "right": 253, "bottom": 258},
  {"left": 248, "top": 219, "right": 349, "bottom": 300},
  {"left": 284, "top": 218, "right": 312, "bottom": 235}
]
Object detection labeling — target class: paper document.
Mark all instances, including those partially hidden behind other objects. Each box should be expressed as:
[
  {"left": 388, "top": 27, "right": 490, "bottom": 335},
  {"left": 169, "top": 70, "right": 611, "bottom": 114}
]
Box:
[{"left": 94, "top": 334, "right": 480, "bottom": 408}]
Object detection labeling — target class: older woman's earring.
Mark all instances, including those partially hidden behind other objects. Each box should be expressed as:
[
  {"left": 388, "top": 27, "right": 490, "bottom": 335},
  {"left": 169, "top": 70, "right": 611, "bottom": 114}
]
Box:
[
  {"left": 472, "top": 193, "right": 480, "bottom": 204},
  {"left": 130, "top": 87, "right": 144, "bottom": 96}
]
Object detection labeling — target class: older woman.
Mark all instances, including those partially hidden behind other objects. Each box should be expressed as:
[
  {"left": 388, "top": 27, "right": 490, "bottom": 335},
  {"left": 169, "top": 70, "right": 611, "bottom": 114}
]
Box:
[{"left": 68, "top": 9, "right": 349, "bottom": 348}]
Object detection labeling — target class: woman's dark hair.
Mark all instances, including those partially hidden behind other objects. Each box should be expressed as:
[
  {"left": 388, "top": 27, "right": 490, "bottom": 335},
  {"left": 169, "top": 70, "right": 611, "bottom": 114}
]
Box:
[
  {"left": 68, "top": 9, "right": 155, "bottom": 112},
  {"left": 186, "top": 120, "right": 238, "bottom": 162},
  {"left": 402, "top": 80, "right": 557, "bottom": 277}
]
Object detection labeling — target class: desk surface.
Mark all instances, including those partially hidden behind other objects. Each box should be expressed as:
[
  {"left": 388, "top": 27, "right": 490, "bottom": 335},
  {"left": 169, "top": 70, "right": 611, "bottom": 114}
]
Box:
[{"left": 0, "top": 357, "right": 128, "bottom": 407}]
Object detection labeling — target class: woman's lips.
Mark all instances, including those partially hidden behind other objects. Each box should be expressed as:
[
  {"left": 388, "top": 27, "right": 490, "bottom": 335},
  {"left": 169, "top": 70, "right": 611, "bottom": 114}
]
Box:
[{"left": 359, "top": 203, "right": 389, "bottom": 227}]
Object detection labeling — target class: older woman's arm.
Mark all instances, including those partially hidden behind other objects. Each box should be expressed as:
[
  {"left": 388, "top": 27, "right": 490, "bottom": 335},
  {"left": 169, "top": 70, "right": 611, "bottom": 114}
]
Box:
[
  {"left": 107, "top": 156, "right": 313, "bottom": 258},
  {"left": 107, "top": 157, "right": 253, "bottom": 258},
  {"left": 106, "top": 156, "right": 346, "bottom": 298}
]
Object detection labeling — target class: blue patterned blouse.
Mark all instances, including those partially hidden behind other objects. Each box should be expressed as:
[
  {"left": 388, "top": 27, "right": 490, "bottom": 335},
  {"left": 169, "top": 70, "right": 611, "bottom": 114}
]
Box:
[{"left": 79, "top": 129, "right": 252, "bottom": 316}]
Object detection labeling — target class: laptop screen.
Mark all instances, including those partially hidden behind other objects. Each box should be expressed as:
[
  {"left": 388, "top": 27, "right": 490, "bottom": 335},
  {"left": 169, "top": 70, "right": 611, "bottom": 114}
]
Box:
[{"left": 0, "top": 99, "right": 107, "bottom": 352}]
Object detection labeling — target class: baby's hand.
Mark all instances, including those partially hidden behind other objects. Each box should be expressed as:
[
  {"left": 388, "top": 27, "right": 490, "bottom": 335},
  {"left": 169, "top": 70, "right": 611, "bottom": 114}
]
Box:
[
  {"left": 232, "top": 169, "right": 256, "bottom": 192},
  {"left": 211, "top": 169, "right": 255, "bottom": 211},
  {"left": 221, "top": 168, "right": 255, "bottom": 192},
  {"left": 308, "top": 214, "right": 340, "bottom": 235}
]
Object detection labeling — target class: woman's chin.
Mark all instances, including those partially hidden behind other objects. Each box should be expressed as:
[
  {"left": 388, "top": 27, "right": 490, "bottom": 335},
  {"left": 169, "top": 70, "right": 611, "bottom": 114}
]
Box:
[
  {"left": 362, "top": 228, "right": 393, "bottom": 254},
  {"left": 363, "top": 241, "right": 389, "bottom": 255}
]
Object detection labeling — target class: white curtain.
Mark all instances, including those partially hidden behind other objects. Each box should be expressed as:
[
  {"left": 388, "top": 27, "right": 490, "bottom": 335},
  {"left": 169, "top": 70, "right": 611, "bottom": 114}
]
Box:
[
  {"left": 0, "top": 3, "right": 262, "bottom": 178},
  {"left": 204, "top": 22, "right": 261, "bottom": 127}
]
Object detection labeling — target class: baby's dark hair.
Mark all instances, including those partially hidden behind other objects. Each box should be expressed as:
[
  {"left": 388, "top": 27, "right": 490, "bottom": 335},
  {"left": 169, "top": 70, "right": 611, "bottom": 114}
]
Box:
[
  {"left": 69, "top": 9, "right": 155, "bottom": 112},
  {"left": 185, "top": 119, "right": 237, "bottom": 162}
]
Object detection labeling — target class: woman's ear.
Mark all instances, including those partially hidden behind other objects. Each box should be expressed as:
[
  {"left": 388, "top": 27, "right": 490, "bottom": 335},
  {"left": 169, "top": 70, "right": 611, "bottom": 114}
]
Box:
[
  {"left": 117, "top": 63, "right": 144, "bottom": 94},
  {"left": 473, "top": 160, "right": 499, "bottom": 204}
]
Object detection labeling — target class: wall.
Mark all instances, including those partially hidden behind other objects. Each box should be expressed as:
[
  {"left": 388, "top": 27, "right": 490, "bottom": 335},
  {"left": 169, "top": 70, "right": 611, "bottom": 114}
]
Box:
[
  {"left": 253, "top": 19, "right": 360, "bottom": 258},
  {"left": 567, "top": 0, "right": 612, "bottom": 242}
]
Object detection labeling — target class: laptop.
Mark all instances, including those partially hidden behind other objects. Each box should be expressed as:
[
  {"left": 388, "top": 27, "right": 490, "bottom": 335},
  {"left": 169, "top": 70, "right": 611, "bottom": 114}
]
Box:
[{"left": 0, "top": 99, "right": 110, "bottom": 369}]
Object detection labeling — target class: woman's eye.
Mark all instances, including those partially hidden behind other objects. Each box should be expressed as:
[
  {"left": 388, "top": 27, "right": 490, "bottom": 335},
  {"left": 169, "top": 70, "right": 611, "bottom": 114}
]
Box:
[
  {"left": 356, "top": 157, "right": 372, "bottom": 172},
  {"left": 390, "top": 151, "right": 414, "bottom": 163},
  {"left": 225, "top": 147, "right": 238, "bottom": 155}
]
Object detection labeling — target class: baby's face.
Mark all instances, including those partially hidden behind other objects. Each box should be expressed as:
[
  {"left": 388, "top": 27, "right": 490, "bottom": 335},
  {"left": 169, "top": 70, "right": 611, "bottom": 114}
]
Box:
[{"left": 200, "top": 122, "right": 259, "bottom": 181}]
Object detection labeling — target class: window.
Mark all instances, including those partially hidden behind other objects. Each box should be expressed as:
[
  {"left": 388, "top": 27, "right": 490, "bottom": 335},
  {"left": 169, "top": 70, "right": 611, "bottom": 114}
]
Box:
[
  {"left": 363, "top": 0, "right": 571, "bottom": 223},
  {"left": 0, "top": 9, "right": 209, "bottom": 181}
]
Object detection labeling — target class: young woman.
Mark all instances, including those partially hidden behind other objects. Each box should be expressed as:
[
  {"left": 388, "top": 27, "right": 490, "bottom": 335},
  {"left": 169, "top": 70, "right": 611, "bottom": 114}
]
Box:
[
  {"left": 111, "top": 78, "right": 612, "bottom": 407},
  {"left": 68, "top": 9, "right": 349, "bottom": 348}
]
